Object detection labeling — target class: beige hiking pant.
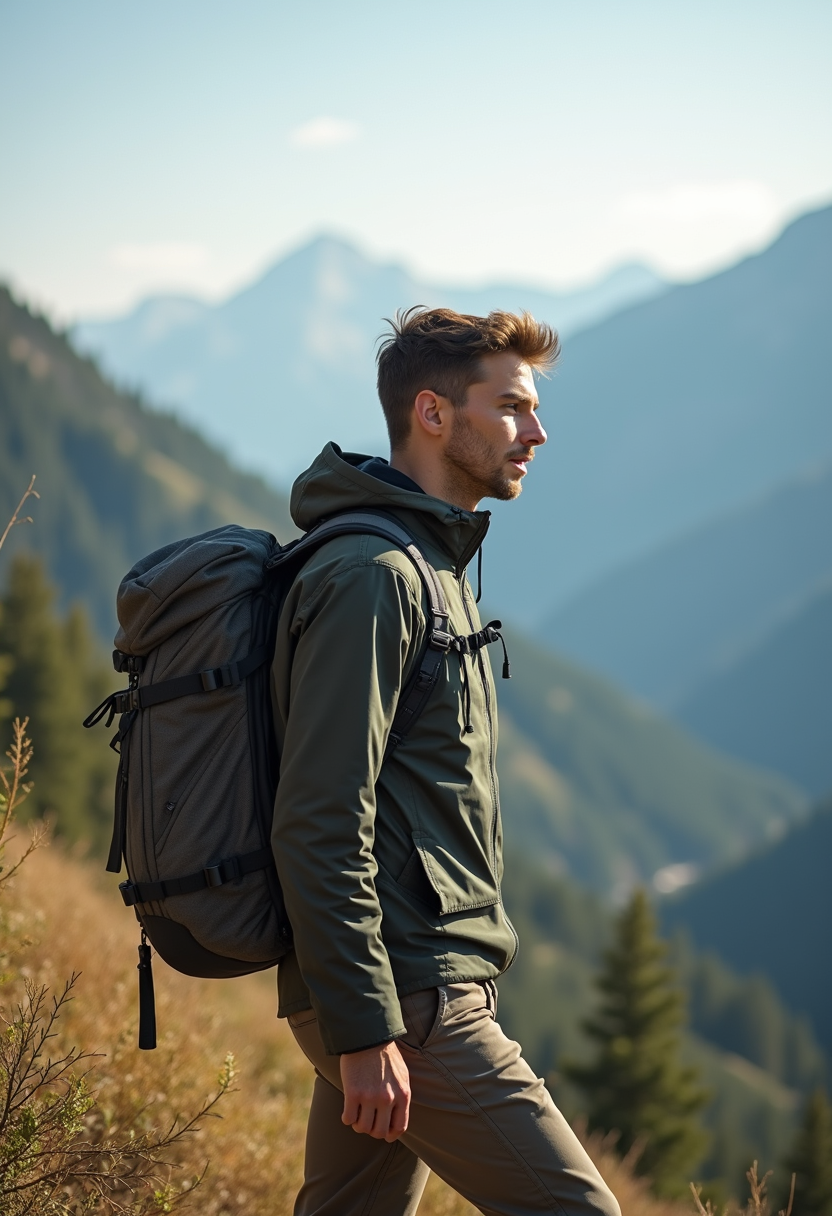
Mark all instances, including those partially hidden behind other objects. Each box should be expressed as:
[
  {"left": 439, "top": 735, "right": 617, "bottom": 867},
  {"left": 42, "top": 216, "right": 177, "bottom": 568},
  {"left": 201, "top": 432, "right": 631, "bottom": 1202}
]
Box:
[{"left": 289, "top": 981, "right": 621, "bottom": 1216}]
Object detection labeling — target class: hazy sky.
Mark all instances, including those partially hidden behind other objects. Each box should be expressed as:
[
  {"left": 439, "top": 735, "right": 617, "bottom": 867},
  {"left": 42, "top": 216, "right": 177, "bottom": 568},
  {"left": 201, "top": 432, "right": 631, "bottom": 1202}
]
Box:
[{"left": 2, "top": 0, "right": 830, "bottom": 319}]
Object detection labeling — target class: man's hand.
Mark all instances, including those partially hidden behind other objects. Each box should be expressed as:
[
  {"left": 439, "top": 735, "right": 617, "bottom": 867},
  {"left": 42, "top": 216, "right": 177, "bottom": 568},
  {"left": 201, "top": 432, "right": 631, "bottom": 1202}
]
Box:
[{"left": 340, "top": 1040, "right": 411, "bottom": 1141}]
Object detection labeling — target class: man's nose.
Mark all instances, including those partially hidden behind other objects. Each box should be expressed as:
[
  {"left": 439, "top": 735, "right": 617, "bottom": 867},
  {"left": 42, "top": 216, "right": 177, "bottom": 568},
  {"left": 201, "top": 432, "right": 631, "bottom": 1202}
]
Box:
[{"left": 522, "top": 413, "right": 547, "bottom": 447}]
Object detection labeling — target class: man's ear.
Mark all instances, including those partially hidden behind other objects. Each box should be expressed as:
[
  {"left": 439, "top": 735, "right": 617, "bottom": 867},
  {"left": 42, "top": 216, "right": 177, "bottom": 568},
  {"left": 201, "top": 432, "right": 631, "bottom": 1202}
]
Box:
[{"left": 413, "top": 390, "right": 453, "bottom": 439}]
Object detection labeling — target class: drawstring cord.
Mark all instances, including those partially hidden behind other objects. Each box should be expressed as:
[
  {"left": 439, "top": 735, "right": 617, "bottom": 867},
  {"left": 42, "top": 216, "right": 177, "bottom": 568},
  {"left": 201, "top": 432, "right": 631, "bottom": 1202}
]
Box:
[
  {"left": 458, "top": 651, "right": 474, "bottom": 734},
  {"left": 476, "top": 546, "right": 483, "bottom": 604},
  {"left": 450, "top": 618, "right": 511, "bottom": 734}
]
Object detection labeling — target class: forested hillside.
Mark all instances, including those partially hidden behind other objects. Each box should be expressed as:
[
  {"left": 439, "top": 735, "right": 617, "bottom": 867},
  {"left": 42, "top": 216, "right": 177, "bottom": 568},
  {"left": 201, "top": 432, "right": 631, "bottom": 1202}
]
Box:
[
  {"left": 500, "top": 854, "right": 825, "bottom": 1192},
  {"left": 0, "top": 286, "right": 294, "bottom": 637},
  {"left": 661, "top": 798, "right": 832, "bottom": 1055},
  {"left": 496, "top": 626, "right": 805, "bottom": 892},
  {"left": 542, "top": 462, "right": 832, "bottom": 708},
  {"left": 676, "top": 582, "right": 832, "bottom": 795}
]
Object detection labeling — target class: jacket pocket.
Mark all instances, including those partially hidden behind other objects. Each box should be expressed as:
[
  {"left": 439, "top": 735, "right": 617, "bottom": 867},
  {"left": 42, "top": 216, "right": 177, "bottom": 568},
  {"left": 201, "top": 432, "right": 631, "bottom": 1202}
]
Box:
[{"left": 411, "top": 830, "right": 499, "bottom": 915}]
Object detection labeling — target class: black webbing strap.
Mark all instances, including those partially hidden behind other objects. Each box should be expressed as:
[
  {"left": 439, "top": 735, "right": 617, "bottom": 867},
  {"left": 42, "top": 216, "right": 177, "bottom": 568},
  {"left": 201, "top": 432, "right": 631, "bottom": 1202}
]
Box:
[
  {"left": 119, "top": 846, "right": 274, "bottom": 907},
  {"left": 267, "top": 510, "right": 452, "bottom": 644},
  {"left": 84, "top": 644, "right": 270, "bottom": 728},
  {"left": 268, "top": 510, "right": 454, "bottom": 757}
]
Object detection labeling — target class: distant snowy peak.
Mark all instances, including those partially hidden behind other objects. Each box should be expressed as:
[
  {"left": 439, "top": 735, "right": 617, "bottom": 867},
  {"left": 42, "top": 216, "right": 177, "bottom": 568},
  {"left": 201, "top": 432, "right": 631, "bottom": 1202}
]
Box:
[{"left": 70, "top": 236, "right": 668, "bottom": 481}]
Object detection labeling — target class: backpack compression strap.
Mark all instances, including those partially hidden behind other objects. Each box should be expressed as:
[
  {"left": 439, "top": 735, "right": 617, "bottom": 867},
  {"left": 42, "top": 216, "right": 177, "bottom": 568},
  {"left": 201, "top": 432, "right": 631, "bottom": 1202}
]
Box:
[
  {"left": 83, "top": 644, "right": 271, "bottom": 728},
  {"left": 266, "top": 509, "right": 454, "bottom": 755},
  {"left": 118, "top": 846, "right": 274, "bottom": 907}
]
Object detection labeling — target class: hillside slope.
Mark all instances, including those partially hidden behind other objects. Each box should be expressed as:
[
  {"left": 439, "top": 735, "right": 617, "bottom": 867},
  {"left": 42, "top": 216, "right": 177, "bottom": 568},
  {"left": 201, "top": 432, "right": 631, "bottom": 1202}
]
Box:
[
  {"left": 0, "top": 286, "right": 294, "bottom": 636},
  {"left": 661, "top": 798, "right": 832, "bottom": 1054},
  {"left": 676, "top": 581, "right": 832, "bottom": 794},
  {"left": 496, "top": 627, "right": 806, "bottom": 893},
  {"left": 72, "top": 238, "right": 665, "bottom": 483},
  {"left": 485, "top": 204, "right": 832, "bottom": 621},
  {"left": 8, "top": 841, "right": 814, "bottom": 1202},
  {"left": 499, "top": 855, "right": 817, "bottom": 1192},
  {"left": 540, "top": 462, "right": 832, "bottom": 708}
]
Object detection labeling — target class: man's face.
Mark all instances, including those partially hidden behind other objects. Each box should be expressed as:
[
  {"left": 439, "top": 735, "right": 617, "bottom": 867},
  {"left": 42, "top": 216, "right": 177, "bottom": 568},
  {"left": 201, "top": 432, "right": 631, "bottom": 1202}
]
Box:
[{"left": 442, "top": 351, "right": 547, "bottom": 506}]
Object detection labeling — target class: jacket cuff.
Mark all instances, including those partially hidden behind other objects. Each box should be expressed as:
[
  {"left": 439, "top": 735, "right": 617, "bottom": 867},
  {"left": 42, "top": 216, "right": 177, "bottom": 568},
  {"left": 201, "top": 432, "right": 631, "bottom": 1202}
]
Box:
[
  {"left": 319, "top": 1006, "right": 406, "bottom": 1056},
  {"left": 339, "top": 1031, "right": 405, "bottom": 1055}
]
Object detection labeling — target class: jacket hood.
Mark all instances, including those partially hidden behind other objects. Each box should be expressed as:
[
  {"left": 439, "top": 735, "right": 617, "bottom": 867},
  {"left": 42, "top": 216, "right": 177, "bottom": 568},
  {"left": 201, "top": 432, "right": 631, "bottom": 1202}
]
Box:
[{"left": 290, "top": 443, "right": 490, "bottom": 571}]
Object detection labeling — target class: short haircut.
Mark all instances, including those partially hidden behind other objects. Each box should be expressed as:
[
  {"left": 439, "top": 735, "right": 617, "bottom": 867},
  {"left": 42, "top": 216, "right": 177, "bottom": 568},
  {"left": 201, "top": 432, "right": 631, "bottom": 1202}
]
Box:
[{"left": 376, "top": 306, "right": 560, "bottom": 450}]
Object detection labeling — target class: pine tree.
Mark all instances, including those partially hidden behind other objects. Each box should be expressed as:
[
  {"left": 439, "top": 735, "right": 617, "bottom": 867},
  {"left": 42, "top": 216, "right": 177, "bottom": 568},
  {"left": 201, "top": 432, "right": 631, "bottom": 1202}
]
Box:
[
  {"left": 785, "top": 1087, "right": 832, "bottom": 1215},
  {"left": 563, "top": 888, "right": 709, "bottom": 1195},
  {"left": 0, "top": 554, "right": 114, "bottom": 845}
]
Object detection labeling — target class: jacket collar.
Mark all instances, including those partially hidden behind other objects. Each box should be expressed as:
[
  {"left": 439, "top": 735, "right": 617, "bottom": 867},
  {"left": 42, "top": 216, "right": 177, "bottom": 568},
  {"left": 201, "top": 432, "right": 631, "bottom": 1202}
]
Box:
[{"left": 291, "top": 443, "right": 491, "bottom": 575}]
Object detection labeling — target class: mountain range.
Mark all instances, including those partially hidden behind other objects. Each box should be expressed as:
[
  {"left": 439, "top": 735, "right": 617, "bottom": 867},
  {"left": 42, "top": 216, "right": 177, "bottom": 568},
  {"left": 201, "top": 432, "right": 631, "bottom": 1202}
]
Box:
[
  {"left": 484, "top": 204, "right": 832, "bottom": 621},
  {"left": 73, "top": 242, "right": 665, "bottom": 484},
  {"left": 542, "top": 460, "right": 832, "bottom": 706},
  {"left": 0, "top": 283, "right": 805, "bottom": 896},
  {"left": 74, "top": 206, "right": 832, "bottom": 630},
  {"left": 3, "top": 268, "right": 826, "bottom": 1188}
]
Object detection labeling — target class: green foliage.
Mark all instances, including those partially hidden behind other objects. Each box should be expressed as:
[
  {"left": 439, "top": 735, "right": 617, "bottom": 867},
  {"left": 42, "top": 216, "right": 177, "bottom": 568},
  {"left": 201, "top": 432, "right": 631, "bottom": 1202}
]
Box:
[
  {"left": 563, "top": 889, "right": 709, "bottom": 1194},
  {"left": 0, "top": 554, "right": 115, "bottom": 847},
  {"left": 671, "top": 939, "right": 826, "bottom": 1092},
  {"left": 661, "top": 797, "right": 832, "bottom": 1057},
  {"left": 0, "top": 285, "right": 293, "bottom": 640},
  {"left": 784, "top": 1088, "right": 832, "bottom": 1215}
]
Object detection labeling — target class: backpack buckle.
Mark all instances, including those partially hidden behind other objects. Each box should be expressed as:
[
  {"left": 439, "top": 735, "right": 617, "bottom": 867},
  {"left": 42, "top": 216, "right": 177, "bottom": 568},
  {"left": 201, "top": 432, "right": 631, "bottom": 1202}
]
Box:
[
  {"left": 119, "top": 880, "right": 139, "bottom": 907},
  {"left": 203, "top": 863, "right": 224, "bottom": 887},
  {"left": 203, "top": 855, "right": 241, "bottom": 887},
  {"left": 113, "top": 651, "right": 146, "bottom": 675},
  {"left": 112, "top": 689, "right": 140, "bottom": 714},
  {"left": 200, "top": 662, "right": 240, "bottom": 692}
]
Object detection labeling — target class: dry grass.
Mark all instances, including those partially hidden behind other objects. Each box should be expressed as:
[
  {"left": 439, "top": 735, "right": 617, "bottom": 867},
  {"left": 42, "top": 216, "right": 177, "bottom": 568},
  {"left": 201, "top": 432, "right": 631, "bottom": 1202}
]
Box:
[
  {"left": 2, "top": 842, "right": 710, "bottom": 1214},
  {"left": 6, "top": 844, "right": 483, "bottom": 1214}
]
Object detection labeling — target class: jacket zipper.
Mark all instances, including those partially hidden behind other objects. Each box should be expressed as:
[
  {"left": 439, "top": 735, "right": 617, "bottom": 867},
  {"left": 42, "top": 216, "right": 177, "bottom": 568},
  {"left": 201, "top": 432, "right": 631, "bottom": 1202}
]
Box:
[
  {"left": 452, "top": 510, "right": 519, "bottom": 965},
  {"left": 457, "top": 568, "right": 501, "bottom": 876}
]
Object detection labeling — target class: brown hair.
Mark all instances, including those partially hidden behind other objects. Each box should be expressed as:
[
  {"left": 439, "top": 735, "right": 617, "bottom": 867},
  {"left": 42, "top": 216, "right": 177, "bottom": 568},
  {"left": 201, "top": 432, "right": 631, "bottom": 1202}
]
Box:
[{"left": 376, "top": 306, "right": 560, "bottom": 450}]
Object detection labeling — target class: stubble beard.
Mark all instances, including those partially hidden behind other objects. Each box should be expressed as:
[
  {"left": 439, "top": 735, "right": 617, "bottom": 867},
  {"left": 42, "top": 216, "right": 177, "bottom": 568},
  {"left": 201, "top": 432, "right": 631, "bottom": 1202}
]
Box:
[{"left": 442, "top": 408, "right": 524, "bottom": 506}]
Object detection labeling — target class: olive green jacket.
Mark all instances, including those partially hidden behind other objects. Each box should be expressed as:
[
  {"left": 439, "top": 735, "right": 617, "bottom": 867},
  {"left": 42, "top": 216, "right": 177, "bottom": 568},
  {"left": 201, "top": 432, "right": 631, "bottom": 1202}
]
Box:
[{"left": 270, "top": 443, "right": 518, "bottom": 1054}]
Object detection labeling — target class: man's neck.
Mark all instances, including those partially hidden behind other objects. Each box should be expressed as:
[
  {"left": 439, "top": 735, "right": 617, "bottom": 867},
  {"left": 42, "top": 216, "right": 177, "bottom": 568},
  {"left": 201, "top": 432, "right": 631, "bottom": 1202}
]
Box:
[{"left": 389, "top": 449, "right": 480, "bottom": 513}]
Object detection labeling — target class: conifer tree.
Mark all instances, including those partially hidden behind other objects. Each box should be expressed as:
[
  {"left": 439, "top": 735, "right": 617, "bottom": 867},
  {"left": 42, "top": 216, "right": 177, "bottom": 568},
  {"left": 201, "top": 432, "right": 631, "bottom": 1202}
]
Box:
[
  {"left": 563, "top": 887, "right": 709, "bottom": 1195},
  {"left": 784, "top": 1087, "right": 832, "bottom": 1215},
  {"left": 0, "top": 554, "right": 114, "bottom": 845}
]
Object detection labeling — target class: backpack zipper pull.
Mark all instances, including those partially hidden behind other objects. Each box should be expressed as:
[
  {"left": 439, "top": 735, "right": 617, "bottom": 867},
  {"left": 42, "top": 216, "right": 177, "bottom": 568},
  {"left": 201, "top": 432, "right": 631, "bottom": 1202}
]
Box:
[{"left": 137, "top": 929, "right": 157, "bottom": 1050}]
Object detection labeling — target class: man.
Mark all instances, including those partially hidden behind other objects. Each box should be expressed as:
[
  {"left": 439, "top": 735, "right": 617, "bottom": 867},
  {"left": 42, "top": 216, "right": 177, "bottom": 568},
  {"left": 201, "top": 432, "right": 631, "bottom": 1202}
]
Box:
[{"left": 271, "top": 308, "right": 620, "bottom": 1216}]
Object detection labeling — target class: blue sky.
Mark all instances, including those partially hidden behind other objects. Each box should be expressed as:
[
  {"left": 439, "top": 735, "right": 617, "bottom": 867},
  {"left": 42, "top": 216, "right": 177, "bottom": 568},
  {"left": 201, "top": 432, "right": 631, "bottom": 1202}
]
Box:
[{"left": 1, "top": 0, "right": 830, "bottom": 317}]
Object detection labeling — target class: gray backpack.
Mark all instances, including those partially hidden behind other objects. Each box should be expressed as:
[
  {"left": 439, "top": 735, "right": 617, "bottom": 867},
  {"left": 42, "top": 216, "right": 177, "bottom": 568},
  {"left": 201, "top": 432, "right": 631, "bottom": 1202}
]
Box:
[{"left": 84, "top": 511, "right": 465, "bottom": 1048}]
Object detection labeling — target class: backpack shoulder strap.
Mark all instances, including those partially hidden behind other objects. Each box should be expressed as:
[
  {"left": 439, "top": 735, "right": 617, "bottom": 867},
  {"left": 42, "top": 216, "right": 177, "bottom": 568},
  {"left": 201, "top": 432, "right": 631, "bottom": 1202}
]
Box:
[{"left": 267, "top": 509, "right": 452, "bottom": 756}]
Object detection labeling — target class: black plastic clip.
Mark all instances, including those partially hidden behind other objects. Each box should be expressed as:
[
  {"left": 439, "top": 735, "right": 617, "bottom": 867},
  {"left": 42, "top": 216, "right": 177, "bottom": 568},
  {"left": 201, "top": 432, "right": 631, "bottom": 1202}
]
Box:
[{"left": 119, "top": 880, "right": 138, "bottom": 907}]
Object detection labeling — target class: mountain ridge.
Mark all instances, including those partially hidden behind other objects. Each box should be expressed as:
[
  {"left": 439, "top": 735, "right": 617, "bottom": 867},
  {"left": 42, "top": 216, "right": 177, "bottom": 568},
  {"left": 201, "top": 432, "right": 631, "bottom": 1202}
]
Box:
[
  {"left": 72, "top": 235, "right": 667, "bottom": 483},
  {"left": 1, "top": 284, "right": 807, "bottom": 896},
  {"left": 539, "top": 460, "right": 832, "bottom": 707},
  {"left": 661, "top": 798, "right": 832, "bottom": 1055},
  {"left": 484, "top": 203, "right": 832, "bottom": 621}
]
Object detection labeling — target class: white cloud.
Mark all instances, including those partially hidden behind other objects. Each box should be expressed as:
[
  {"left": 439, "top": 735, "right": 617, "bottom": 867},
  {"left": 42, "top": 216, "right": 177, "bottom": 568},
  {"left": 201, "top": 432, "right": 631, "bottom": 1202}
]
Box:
[
  {"left": 289, "top": 116, "right": 359, "bottom": 149},
  {"left": 616, "top": 180, "right": 779, "bottom": 226},
  {"left": 609, "top": 180, "right": 783, "bottom": 277},
  {"left": 109, "top": 242, "right": 209, "bottom": 273}
]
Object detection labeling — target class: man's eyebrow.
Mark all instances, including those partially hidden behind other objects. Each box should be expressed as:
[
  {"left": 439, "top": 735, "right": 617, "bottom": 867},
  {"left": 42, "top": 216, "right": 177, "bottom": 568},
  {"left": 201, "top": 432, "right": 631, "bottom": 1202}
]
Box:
[{"left": 497, "top": 391, "right": 540, "bottom": 408}]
